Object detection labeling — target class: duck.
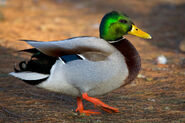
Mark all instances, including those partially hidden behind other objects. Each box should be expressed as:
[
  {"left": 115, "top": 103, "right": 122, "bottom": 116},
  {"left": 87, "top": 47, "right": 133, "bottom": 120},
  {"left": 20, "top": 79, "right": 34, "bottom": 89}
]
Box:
[{"left": 9, "top": 11, "right": 151, "bottom": 116}]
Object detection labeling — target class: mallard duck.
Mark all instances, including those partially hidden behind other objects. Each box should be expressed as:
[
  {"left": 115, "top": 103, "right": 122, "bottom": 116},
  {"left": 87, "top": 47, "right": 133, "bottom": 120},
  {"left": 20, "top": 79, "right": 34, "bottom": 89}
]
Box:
[{"left": 10, "top": 11, "right": 151, "bottom": 115}]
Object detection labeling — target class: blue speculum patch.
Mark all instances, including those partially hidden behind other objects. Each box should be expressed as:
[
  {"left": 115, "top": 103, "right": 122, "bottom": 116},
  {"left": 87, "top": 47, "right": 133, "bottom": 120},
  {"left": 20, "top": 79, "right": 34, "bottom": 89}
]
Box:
[{"left": 59, "top": 54, "right": 83, "bottom": 63}]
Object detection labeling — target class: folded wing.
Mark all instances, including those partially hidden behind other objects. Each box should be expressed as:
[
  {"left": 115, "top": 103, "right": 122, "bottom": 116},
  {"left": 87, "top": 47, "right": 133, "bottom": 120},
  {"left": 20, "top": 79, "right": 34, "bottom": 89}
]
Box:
[{"left": 21, "top": 37, "right": 113, "bottom": 57}]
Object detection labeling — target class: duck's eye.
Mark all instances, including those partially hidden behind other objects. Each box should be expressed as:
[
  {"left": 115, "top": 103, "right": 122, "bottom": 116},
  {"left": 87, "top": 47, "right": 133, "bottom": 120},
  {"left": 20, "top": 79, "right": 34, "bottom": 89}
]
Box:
[{"left": 119, "top": 19, "right": 127, "bottom": 23}]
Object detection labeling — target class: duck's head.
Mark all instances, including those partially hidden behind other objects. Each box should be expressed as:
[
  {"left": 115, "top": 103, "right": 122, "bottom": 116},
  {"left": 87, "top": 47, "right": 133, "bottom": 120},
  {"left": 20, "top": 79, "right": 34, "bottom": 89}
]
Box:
[{"left": 100, "top": 11, "right": 152, "bottom": 41}]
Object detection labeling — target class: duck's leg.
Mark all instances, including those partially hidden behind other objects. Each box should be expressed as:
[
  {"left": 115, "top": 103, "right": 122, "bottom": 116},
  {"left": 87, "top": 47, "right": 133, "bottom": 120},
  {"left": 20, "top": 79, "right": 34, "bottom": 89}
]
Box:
[
  {"left": 82, "top": 93, "right": 119, "bottom": 113},
  {"left": 75, "top": 97, "right": 101, "bottom": 116}
]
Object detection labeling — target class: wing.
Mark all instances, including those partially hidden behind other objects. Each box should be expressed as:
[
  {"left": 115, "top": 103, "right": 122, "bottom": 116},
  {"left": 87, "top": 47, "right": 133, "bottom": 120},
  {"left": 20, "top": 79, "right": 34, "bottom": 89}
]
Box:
[{"left": 20, "top": 37, "right": 114, "bottom": 57}]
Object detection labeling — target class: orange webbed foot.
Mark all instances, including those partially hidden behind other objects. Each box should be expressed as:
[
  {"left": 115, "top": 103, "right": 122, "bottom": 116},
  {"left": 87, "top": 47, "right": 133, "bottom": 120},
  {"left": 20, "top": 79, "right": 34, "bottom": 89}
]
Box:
[
  {"left": 76, "top": 97, "right": 101, "bottom": 116},
  {"left": 82, "top": 93, "right": 119, "bottom": 113}
]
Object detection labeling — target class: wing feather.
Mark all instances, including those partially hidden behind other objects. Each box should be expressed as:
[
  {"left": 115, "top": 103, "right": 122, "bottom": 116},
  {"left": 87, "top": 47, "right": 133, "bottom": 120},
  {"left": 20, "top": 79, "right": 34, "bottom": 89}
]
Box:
[{"left": 20, "top": 37, "right": 113, "bottom": 57}]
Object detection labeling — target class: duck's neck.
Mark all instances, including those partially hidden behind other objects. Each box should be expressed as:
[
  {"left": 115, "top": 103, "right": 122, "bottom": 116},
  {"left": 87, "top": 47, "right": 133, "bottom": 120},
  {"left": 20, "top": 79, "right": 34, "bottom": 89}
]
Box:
[{"left": 111, "top": 38, "right": 141, "bottom": 86}]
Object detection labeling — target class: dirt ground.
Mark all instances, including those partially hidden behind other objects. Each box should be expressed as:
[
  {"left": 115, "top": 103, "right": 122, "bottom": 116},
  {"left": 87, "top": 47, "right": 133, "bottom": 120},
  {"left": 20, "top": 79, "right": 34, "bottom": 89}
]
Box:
[{"left": 0, "top": 0, "right": 185, "bottom": 122}]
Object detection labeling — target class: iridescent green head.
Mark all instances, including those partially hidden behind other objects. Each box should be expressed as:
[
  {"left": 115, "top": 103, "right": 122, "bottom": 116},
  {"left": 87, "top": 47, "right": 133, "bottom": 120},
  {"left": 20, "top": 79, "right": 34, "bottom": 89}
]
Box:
[{"left": 99, "top": 11, "right": 151, "bottom": 41}]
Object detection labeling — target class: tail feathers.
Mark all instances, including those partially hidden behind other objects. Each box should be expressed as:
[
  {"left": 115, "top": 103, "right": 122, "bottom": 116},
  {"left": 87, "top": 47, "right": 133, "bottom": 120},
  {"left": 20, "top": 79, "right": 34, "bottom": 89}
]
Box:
[
  {"left": 9, "top": 72, "right": 49, "bottom": 85},
  {"left": 15, "top": 48, "right": 56, "bottom": 74}
]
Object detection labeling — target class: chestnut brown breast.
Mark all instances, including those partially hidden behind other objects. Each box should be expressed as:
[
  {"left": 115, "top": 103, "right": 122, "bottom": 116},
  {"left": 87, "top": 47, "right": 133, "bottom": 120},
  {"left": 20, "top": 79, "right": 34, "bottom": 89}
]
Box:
[{"left": 111, "top": 38, "right": 141, "bottom": 86}]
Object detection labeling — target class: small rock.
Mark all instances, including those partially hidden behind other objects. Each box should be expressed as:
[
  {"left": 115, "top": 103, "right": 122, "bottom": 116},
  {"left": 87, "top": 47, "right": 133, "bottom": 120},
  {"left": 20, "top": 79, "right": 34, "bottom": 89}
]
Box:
[
  {"left": 28, "top": 109, "right": 32, "bottom": 112},
  {"left": 179, "top": 40, "right": 185, "bottom": 52},
  {"left": 146, "top": 77, "right": 153, "bottom": 81},
  {"left": 144, "top": 106, "right": 154, "bottom": 110},
  {"left": 164, "top": 106, "right": 170, "bottom": 110},
  {"left": 157, "top": 55, "right": 167, "bottom": 64},
  {"left": 137, "top": 74, "right": 146, "bottom": 79},
  {"left": 147, "top": 98, "right": 156, "bottom": 102}
]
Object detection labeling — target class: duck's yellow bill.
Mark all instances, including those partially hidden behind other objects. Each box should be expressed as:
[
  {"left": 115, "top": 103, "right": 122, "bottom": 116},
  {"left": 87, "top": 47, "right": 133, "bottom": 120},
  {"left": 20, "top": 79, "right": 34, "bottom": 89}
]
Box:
[{"left": 128, "top": 25, "right": 152, "bottom": 39}]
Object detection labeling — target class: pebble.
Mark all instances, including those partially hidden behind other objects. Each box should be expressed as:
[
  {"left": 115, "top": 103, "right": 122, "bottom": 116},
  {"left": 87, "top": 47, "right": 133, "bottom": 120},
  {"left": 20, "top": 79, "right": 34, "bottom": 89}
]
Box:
[
  {"left": 146, "top": 77, "right": 153, "bottom": 82},
  {"left": 164, "top": 106, "right": 170, "bottom": 110},
  {"left": 157, "top": 55, "right": 167, "bottom": 64},
  {"left": 137, "top": 74, "right": 146, "bottom": 79},
  {"left": 144, "top": 106, "right": 154, "bottom": 110},
  {"left": 147, "top": 98, "right": 156, "bottom": 102}
]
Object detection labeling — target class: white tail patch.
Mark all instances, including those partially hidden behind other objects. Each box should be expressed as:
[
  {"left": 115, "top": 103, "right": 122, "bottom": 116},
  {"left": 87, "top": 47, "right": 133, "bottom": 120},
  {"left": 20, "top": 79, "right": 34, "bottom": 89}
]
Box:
[{"left": 9, "top": 72, "right": 49, "bottom": 80}]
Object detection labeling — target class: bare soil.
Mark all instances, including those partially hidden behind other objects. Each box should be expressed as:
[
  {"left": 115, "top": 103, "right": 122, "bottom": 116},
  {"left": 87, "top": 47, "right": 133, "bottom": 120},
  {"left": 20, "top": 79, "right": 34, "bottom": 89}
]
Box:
[{"left": 0, "top": 0, "right": 185, "bottom": 122}]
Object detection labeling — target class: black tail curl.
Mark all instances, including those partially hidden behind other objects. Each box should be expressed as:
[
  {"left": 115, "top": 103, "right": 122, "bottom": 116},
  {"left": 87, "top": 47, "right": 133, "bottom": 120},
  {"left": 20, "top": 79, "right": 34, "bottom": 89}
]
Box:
[{"left": 14, "top": 48, "right": 57, "bottom": 74}]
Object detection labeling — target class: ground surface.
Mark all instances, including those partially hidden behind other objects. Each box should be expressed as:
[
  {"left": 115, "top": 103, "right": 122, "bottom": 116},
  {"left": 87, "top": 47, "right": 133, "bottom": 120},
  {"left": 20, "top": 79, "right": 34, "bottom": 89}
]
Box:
[{"left": 0, "top": 0, "right": 185, "bottom": 123}]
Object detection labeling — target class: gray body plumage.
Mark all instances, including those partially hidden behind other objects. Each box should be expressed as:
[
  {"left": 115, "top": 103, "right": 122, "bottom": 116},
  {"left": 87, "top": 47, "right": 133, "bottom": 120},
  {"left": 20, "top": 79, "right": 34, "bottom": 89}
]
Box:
[{"left": 10, "top": 37, "right": 129, "bottom": 96}]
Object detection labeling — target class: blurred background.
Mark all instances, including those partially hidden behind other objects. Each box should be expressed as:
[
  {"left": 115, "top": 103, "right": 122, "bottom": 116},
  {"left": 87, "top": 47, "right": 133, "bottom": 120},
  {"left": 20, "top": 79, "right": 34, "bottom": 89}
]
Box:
[{"left": 0, "top": 0, "right": 185, "bottom": 122}]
